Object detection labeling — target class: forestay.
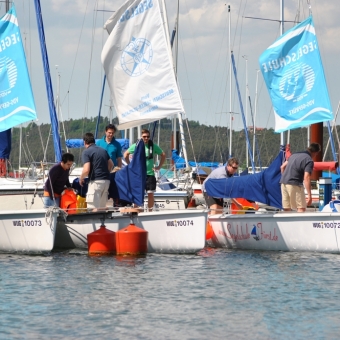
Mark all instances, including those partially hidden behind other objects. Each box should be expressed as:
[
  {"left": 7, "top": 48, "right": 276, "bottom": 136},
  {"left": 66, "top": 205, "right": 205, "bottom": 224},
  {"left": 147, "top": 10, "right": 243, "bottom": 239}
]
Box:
[{"left": 101, "top": 0, "right": 184, "bottom": 130}]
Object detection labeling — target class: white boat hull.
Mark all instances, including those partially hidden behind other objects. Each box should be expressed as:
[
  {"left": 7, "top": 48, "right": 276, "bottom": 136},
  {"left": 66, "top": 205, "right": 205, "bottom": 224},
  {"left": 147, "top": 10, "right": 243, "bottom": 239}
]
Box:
[
  {"left": 55, "top": 209, "right": 208, "bottom": 254},
  {"left": 208, "top": 211, "right": 340, "bottom": 253},
  {"left": 0, "top": 209, "right": 58, "bottom": 253},
  {"left": 147, "top": 190, "right": 189, "bottom": 210}
]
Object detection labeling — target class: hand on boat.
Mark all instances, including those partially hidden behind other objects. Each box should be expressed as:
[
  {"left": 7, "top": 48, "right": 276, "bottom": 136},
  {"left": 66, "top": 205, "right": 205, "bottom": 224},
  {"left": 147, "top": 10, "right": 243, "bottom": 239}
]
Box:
[{"left": 306, "top": 195, "right": 312, "bottom": 207}]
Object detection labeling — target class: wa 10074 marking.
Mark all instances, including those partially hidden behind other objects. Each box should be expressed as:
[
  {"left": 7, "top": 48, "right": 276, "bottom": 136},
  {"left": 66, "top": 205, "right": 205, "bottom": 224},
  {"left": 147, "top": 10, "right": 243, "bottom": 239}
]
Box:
[{"left": 166, "top": 220, "right": 194, "bottom": 227}]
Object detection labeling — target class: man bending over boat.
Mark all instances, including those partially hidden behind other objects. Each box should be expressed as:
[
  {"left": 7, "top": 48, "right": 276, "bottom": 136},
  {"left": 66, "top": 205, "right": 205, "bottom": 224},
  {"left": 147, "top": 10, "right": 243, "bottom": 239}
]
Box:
[
  {"left": 79, "top": 133, "right": 113, "bottom": 210},
  {"left": 202, "top": 157, "right": 242, "bottom": 215},
  {"left": 123, "top": 129, "right": 166, "bottom": 212},
  {"left": 43, "top": 153, "right": 74, "bottom": 208},
  {"left": 280, "top": 142, "right": 321, "bottom": 212}
]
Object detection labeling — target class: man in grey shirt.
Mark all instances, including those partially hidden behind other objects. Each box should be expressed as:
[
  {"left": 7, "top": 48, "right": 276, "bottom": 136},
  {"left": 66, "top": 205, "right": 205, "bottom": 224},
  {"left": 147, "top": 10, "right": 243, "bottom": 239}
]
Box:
[
  {"left": 202, "top": 157, "right": 241, "bottom": 215},
  {"left": 280, "top": 142, "right": 320, "bottom": 212}
]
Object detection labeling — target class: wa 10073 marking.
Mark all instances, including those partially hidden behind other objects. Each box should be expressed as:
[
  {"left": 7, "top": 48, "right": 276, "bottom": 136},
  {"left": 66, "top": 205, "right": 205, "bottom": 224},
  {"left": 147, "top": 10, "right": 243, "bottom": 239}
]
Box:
[{"left": 12, "top": 220, "right": 42, "bottom": 227}]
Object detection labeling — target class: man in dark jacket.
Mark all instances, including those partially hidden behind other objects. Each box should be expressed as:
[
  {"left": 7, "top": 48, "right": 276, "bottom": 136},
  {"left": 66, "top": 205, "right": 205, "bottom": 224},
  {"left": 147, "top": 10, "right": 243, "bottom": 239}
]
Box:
[{"left": 43, "top": 153, "right": 74, "bottom": 208}]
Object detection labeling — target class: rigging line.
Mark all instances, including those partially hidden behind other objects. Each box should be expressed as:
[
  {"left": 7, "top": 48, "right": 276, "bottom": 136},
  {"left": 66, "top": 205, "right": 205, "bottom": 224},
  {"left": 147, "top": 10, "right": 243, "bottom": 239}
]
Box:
[
  {"left": 61, "top": 0, "right": 91, "bottom": 106},
  {"left": 37, "top": 124, "right": 46, "bottom": 163},
  {"left": 184, "top": 119, "right": 199, "bottom": 169},
  {"left": 231, "top": 0, "right": 244, "bottom": 49},
  {"left": 43, "top": 126, "right": 52, "bottom": 162},
  {"left": 100, "top": 0, "right": 106, "bottom": 83},
  {"left": 205, "top": 5, "right": 227, "bottom": 122},
  {"left": 323, "top": 101, "right": 340, "bottom": 161},
  {"left": 243, "top": 16, "right": 299, "bottom": 23},
  {"left": 178, "top": 32, "right": 199, "bottom": 162},
  {"left": 201, "top": 7, "right": 227, "bottom": 162},
  {"left": 182, "top": 0, "right": 215, "bottom": 125},
  {"left": 83, "top": 0, "right": 99, "bottom": 120},
  {"left": 58, "top": 105, "right": 69, "bottom": 153}
]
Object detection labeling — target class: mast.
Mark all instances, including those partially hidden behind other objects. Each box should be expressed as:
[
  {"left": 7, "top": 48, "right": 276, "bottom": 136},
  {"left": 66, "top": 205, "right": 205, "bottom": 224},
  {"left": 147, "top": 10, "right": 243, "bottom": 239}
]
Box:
[
  {"left": 243, "top": 55, "right": 248, "bottom": 169},
  {"left": 34, "top": 0, "right": 62, "bottom": 162},
  {"left": 280, "top": 0, "right": 285, "bottom": 148},
  {"left": 254, "top": 70, "right": 259, "bottom": 166},
  {"left": 228, "top": 5, "right": 232, "bottom": 159}
]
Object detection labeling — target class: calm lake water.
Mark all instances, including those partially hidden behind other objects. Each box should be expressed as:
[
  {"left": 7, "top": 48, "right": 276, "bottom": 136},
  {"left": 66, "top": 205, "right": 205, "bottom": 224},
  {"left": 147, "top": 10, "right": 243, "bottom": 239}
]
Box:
[{"left": 1, "top": 248, "right": 340, "bottom": 339}]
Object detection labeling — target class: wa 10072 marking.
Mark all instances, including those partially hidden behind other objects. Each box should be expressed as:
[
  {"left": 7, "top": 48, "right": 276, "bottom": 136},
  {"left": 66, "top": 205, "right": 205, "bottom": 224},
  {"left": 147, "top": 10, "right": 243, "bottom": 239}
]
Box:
[{"left": 313, "top": 222, "right": 340, "bottom": 229}]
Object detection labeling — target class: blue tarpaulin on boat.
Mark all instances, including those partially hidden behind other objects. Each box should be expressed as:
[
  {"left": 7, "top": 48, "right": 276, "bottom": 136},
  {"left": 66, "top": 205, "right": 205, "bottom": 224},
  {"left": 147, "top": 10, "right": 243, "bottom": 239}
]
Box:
[
  {"left": 171, "top": 149, "right": 219, "bottom": 169},
  {"left": 115, "top": 139, "right": 146, "bottom": 206},
  {"left": 66, "top": 138, "right": 130, "bottom": 150},
  {"left": 0, "top": 129, "right": 11, "bottom": 158},
  {"left": 205, "top": 151, "right": 284, "bottom": 209},
  {"left": 322, "top": 171, "right": 340, "bottom": 190}
]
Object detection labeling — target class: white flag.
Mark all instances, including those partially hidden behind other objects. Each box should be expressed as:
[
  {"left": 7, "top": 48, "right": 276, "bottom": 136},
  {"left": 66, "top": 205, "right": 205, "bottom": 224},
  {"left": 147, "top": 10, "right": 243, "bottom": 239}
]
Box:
[{"left": 101, "top": 0, "right": 184, "bottom": 130}]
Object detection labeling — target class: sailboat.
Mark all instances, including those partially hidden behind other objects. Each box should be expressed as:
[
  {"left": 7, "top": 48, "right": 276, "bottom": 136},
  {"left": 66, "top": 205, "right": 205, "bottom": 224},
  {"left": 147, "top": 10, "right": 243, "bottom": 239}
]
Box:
[
  {"left": 53, "top": 0, "right": 208, "bottom": 254},
  {"left": 205, "top": 15, "right": 340, "bottom": 253},
  {"left": 0, "top": 5, "right": 58, "bottom": 253}
]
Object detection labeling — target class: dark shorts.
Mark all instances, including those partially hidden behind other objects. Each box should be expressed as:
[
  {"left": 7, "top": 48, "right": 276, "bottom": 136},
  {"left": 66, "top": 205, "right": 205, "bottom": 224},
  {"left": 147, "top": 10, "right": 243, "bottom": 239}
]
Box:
[
  {"left": 146, "top": 175, "right": 157, "bottom": 193},
  {"left": 203, "top": 191, "right": 223, "bottom": 207}
]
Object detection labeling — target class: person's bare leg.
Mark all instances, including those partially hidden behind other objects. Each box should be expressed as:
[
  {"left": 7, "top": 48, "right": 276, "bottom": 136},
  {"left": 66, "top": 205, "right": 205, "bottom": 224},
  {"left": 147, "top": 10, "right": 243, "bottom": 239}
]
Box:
[
  {"left": 209, "top": 204, "right": 223, "bottom": 215},
  {"left": 148, "top": 192, "right": 154, "bottom": 212}
]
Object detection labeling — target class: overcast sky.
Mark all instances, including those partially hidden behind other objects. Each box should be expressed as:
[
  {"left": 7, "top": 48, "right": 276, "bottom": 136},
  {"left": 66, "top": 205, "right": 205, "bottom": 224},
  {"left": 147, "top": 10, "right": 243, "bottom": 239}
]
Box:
[{"left": 11, "top": 0, "right": 340, "bottom": 132}]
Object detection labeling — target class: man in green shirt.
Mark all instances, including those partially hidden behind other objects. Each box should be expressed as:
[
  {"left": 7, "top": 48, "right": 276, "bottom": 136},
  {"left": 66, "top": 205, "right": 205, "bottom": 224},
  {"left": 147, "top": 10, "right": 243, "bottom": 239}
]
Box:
[{"left": 124, "top": 129, "right": 166, "bottom": 211}]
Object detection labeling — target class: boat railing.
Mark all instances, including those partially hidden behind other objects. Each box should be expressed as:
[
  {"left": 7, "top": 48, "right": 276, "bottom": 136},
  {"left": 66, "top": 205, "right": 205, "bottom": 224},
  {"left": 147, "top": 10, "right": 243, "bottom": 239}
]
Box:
[{"left": 6, "top": 161, "right": 57, "bottom": 182}]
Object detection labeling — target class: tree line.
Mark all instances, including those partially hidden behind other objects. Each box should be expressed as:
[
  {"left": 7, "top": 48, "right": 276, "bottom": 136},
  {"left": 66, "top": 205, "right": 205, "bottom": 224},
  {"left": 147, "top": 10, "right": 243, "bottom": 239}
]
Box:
[{"left": 8, "top": 117, "right": 338, "bottom": 171}]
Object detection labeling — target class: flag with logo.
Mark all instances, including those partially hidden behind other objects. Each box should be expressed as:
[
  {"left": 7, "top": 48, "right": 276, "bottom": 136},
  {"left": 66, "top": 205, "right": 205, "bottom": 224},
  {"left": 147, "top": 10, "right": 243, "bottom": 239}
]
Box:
[
  {"left": 0, "top": 6, "right": 37, "bottom": 132},
  {"left": 259, "top": 16, "right": 333, "bottom": 132},
  {"left": 101, "top": 0, "right": 184, "bottom": 130}
]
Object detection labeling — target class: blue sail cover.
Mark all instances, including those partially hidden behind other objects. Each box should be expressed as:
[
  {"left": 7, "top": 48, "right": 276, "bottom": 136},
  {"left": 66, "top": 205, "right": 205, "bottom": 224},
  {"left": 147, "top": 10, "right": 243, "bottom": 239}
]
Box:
[
  {"left": 259, "top": 16, "right": 333, "bottom": 132},
  {"left": 115, "top": 139, "right": 146, "bottom": 206},
  {"left": 0, "top": 7, "right": 37, "bottom": 133},
  {"left": 172, "top": 149, "right": 219, "bottom": 169},
  {"left": 0, "top": 129, "right": 11, "bottom": 158},
  {"left": 66, "top": 138, "right": 130, "bottom": 150},
  {"left": 205, "top": 151, "right": 284, "bottom": 209}
]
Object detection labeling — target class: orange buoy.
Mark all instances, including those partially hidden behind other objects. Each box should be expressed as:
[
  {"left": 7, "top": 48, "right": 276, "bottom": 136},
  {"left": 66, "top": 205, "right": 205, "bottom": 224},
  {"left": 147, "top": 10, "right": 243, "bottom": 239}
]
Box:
[
  {"left": 87, "top": 225, "right": 116, "bottom": 255},
  {"left": 205, "top": 221, "right": 214, "bottom": 240},
  {"left": 116, "top": 224, "right": 148, "bottom": 255}
]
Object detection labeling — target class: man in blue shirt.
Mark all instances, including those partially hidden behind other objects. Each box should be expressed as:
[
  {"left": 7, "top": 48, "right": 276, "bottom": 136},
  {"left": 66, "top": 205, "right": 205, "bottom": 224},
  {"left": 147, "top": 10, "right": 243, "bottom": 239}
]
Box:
[{"left": 96, "top": 124, "right": 122, "bottom": 167}]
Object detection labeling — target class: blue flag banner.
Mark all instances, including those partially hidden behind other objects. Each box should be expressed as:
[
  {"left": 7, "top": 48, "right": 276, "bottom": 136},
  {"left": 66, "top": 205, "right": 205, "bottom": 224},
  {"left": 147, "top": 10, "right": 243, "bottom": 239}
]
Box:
[
  {"left": 0, "top": 7, "right": 37, "bottom": 132},
  {"left": 259, "top": 16, "right": 333, "bottom": 132}
]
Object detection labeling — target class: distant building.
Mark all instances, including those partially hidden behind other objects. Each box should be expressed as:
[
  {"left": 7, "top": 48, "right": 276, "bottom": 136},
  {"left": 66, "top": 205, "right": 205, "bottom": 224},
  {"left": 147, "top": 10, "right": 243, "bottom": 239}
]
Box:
[{"left": 247, "top": 126, "right": 264, "bottom": 132}]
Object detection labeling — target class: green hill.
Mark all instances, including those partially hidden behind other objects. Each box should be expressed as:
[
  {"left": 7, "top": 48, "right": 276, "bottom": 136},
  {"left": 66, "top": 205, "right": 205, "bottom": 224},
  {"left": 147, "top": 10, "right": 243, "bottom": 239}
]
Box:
[{"left": 8, "top": 117, "right": 336, "bottom": 171}]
